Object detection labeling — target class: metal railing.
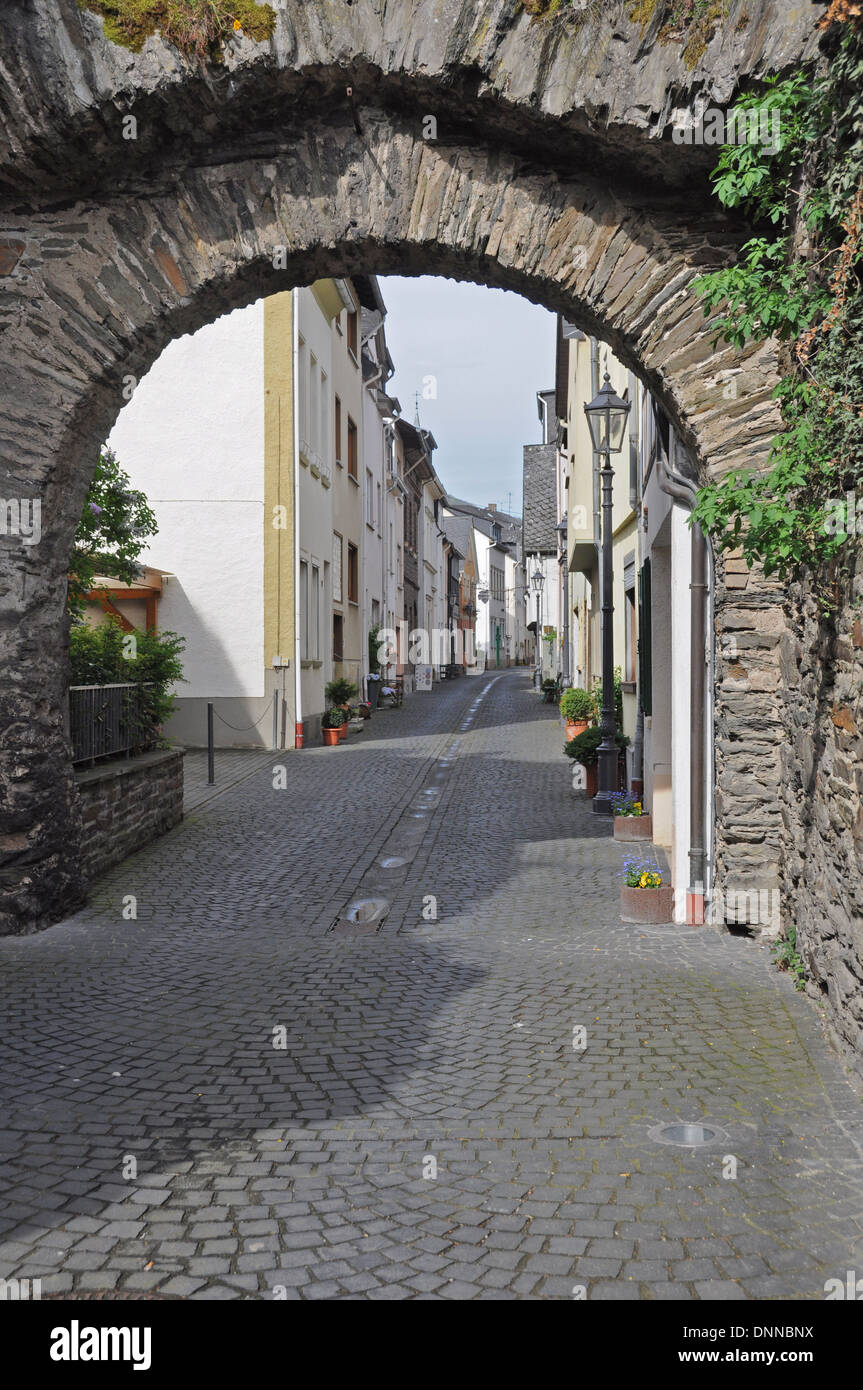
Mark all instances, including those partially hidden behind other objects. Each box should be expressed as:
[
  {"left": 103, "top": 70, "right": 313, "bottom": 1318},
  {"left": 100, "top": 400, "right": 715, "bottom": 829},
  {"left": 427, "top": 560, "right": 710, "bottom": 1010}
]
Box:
[{"left": 68, "top": 683, "right": 153, "bottom": 766}]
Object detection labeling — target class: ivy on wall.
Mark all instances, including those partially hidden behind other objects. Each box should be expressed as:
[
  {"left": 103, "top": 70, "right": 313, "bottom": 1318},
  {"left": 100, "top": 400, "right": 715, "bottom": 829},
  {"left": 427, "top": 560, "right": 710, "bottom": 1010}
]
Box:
[{"left": 689, "top": 13, "right": 863, "bottom": 595}]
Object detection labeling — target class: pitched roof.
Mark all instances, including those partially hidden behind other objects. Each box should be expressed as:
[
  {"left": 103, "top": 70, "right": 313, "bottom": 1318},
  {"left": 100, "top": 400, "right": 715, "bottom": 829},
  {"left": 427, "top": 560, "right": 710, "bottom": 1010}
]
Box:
[
  {"left": 444, "top": 496, "right": 521, "bottom": 547},
  {"left": 440, "top": 513, "right": 475, "bottom": 562},
  {"left": 522, "top": 443, "right": 558, "bottom": 552}
]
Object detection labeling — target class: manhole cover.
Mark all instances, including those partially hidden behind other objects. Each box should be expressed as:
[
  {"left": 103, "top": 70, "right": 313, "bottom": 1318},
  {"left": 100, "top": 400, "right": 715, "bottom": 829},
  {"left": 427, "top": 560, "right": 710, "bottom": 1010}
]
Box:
[{"left": 649, "top": 1122, "right": 727, "bottom": 1147}]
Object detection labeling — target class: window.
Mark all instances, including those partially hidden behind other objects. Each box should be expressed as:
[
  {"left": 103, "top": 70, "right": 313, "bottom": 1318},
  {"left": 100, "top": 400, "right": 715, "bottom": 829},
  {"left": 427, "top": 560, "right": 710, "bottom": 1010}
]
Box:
[
  {"left": 298, "top": 336, "right": 308, "bottom": 452},
  {"left": 332, "top": 533, "right": 343, "bottom": 604},
  {"left": 347, "top": 416, "right": 358, "bottom": 480},
  {"left": 625, "top": 584, "right": 636, "bottom": 682},
  {"left": 347, "top": 543, "right": 359, "bottom": 603},
  {"left": 347, "top": 309, "right": 358, "bottom": 360},
  {"left": 309, "top": 353, "right": 319, "bottom": 455},
  {"left": 389, "top": 522, "right": 394, "bottom": 573},
  {"left": 310, "top": 564, "right": 320, "bottom": 662},
  {"left": 319, "top": 371, "right": 328, "bottom": 464},
  {"left": 397, "top": 543, "right": 403, "bottom": 587},
  {"left": 334, "top": 395, "right": 342, "bottom": 465},
  {"left": 377, "top": 482, "right": 382, "bottom": 532},
  {"left": 299, "top": 560, "right": 309, "bottom": 659},
  {"left": 333, "top": 612, "right": 344, "bottom": 663},
  {"left": 366, "top": 469, "right": 375, "bottom": 526},
  {"left": 638, "top": 559, "right": 652, "bottom": 715}
]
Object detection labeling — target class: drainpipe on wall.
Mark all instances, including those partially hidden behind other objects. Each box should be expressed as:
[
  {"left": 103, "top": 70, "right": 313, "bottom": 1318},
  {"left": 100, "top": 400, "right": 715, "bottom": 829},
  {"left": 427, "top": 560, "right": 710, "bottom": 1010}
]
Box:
[
  {"left": 292, "top": 288, "right": 304, "bottom": 749},
  {"left": 654, "top": 442, "right": 710, "bottom": 924}
]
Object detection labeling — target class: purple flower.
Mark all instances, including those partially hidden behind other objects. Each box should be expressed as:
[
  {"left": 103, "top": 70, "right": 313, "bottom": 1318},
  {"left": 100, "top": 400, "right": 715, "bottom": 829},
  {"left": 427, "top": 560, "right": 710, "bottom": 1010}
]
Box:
[{"left": 88, "top": 502, "right": 103, "bottom": 516}]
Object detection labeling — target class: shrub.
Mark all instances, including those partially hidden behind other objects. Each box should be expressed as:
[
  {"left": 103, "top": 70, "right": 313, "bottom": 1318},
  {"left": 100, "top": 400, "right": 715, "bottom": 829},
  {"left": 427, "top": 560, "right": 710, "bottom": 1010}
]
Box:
[
  {"left": 322, "top": 708, "right": 346, "bottom": 730},
  {"left": 559, "top": 686, "right": 593, "bottom": 721},
  {"left": 563, "top": 725, "right": 629, "bottom": 765},
  {"left": 69, "top": 617, "right": 185, "bottom": 745}
]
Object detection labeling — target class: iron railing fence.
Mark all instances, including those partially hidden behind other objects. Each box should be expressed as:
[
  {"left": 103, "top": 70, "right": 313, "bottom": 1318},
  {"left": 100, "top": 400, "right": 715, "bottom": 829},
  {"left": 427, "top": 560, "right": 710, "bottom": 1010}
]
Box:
[{"left": 69, "top": 683, "right": 155, "bottom": 766}]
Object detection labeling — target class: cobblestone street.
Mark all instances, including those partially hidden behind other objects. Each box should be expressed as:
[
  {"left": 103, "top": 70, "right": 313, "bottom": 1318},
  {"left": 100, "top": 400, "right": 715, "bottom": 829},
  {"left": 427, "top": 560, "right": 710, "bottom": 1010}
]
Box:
[{"left": 2, "top": 670, "right": 863, "bottom": 1301}]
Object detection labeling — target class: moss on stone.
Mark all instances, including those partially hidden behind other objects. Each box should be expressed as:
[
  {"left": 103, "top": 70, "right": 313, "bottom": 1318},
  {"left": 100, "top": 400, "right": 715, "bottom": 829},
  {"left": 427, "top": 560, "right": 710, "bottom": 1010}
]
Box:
[
  {"left": 77, "top": 0, "right": 275, "bottom": 60},
  {"left": 629, "top": 0, "right": 731, "bottom": 68}
]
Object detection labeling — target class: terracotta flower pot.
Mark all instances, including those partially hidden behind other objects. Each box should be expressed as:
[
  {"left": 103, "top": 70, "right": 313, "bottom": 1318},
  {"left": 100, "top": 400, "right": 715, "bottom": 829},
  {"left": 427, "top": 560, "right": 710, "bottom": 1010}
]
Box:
[
  {"left": 338, "top": 722, "right": 348, "bottom": 741},
  {"left": 620, "top": 884, "right": 675, "bottom": 924},
  {"left": 322, "top": 727, "right": 340, "bottom": 746},
  {"left": 614, "top": 813, "right": 653, "bottom": 841},
  {"left": 565, "top": 718, "right": 589, "bottom": 740}
]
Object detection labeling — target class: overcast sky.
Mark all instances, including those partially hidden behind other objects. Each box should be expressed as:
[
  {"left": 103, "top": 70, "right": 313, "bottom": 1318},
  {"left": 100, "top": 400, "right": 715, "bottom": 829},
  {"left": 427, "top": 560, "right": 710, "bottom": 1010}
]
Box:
[{"left": 379, "top": 276, "right": 555, "bottom": 518}]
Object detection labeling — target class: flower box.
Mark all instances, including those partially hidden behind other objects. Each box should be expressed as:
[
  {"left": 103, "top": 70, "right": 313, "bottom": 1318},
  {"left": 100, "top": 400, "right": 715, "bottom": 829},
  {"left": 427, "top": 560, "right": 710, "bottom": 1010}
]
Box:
[
  {"left": 620, "top": 884, "right": 675, "bottom": 923},
  {"left": 614, "top": 813, "right": 652, "bottom": 841}
]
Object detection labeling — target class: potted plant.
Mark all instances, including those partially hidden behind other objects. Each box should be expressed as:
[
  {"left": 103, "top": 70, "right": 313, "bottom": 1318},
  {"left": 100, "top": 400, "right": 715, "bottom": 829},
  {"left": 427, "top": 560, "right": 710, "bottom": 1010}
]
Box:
[
  {"left": 620, "top": 858, "right": 674, "bottom": 923},
  {"left": 541, "top": 677, "right": 558, "bottom": 705},
  {"left": 325, "top": 679, "right": 356, "bottom": 741},
  {"left": 564, "top": 725, "right": 629, "bottom": 800},
  {"left": 326, "top": 677, "right": 357, "bottom": 709},
  {"left": 610, "top": 792, "right": 653, "bottom": 841},
  {"left": 559, "top": 686, "right": 592, "bottom": 739},
  {"left": 321, "top": 708, "right": 344, "bottom": 746}
]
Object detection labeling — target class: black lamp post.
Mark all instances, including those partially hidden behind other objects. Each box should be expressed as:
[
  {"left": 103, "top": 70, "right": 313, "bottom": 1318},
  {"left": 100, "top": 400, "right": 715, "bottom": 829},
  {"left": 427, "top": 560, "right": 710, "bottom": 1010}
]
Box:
[
  {"left": 583, "top": 371, "right": 631, "bottom": 814},
  {"left": 531, "top": 567, "right": 545, "bottom": 691}
]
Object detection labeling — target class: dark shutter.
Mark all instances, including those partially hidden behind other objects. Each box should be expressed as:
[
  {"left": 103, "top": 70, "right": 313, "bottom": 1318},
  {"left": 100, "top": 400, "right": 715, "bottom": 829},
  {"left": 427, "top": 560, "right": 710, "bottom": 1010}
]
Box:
[{"left": 638, "top": 559, "right": 652, "bottom": 716}]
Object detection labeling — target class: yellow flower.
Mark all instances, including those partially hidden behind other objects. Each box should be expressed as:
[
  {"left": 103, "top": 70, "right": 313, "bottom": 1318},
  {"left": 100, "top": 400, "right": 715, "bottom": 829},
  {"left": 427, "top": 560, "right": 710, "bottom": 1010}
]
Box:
[
  {"left": 233, "top": 19, "right": 243, "bottom": 30},
  {"left": 634, "top": 801, "right": 642, "bottom": 814}
]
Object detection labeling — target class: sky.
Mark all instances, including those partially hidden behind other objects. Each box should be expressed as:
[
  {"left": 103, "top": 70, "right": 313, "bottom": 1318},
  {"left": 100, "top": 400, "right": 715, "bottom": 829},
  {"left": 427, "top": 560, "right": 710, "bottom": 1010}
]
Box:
[{"left": 378, "top": 276, "right": 555, "bottom": 518}]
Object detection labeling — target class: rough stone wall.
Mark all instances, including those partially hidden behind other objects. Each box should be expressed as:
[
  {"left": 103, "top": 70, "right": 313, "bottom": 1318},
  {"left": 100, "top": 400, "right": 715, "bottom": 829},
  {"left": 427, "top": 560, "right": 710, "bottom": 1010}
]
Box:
[
  {"left": 780, "top": 554, "right": 863, "bottom": 1083},
  {"left": 712, "top": 551, "right": 789, "bottom": 918},
  {"left": 74, "top": 750, "right": 184, "bottom": 886}
]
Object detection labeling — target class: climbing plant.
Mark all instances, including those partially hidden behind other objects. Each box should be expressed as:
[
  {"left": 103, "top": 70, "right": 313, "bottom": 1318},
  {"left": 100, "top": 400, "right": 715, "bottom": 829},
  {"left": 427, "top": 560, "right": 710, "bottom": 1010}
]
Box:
[{"left": 689, "top": 12, "right": 863, "bottom": 594}]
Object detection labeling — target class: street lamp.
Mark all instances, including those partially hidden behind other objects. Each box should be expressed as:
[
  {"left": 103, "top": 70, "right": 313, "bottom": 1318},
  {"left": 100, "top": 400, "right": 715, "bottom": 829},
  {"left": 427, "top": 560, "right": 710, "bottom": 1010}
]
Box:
[
  {"left": 584, "top": 371, "right": 631, "bottom": 814},
  {"left": 532, "top": 567, "right": 545, "bottom": 691}
]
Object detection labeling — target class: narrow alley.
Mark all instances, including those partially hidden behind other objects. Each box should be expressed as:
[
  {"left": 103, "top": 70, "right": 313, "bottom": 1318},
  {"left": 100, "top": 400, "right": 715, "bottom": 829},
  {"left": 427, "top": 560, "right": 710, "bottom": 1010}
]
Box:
[{"left": 1, "top": 671, "right": 861, "bottom": 1301}]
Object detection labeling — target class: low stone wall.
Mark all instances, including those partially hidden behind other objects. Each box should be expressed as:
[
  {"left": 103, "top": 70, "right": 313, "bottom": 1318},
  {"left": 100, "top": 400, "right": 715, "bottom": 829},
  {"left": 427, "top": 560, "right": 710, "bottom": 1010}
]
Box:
[
  {"left": 74, "top": 749, "right": 184, "bottom": 884},
  {"left": 781, "top": 555, "right": 863, "bottom": 1084}
]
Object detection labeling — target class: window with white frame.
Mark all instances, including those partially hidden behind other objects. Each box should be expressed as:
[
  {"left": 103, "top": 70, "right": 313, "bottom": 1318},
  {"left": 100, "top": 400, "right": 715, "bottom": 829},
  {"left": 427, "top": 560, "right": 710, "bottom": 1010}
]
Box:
[
  {"left": 366, "top": 469, "right": 374, "bottom": 526},
  {"left": 310, "top": 563, "right": 320, "bottom": 662},
  {"left": 300, "top": 559, "right": 309, "bottom": 658}
]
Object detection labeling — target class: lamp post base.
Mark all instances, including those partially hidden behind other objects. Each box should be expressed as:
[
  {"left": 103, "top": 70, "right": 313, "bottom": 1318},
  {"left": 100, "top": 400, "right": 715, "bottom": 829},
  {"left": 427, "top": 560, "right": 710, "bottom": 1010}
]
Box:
[{"left": 592, "top": 791, "right": 614, "bottom": 816}]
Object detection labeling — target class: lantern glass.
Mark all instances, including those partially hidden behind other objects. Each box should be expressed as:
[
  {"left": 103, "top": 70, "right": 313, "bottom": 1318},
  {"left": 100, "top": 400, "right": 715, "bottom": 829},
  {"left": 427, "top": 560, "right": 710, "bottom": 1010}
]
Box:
[{"left": 584, "top": 371, "right": 630, "bottom": 455}]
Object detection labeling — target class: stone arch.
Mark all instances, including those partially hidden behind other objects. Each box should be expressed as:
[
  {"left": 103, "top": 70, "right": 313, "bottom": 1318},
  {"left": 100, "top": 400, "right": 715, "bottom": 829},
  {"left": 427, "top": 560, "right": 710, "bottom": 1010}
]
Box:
[{"left": 0, "top": 0, "right": 815, "bottom": 931}]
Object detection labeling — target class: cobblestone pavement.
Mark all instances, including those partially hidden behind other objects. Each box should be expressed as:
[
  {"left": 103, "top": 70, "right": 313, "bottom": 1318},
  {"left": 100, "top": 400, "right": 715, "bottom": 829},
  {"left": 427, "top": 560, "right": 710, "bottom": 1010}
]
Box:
[{"left": 2, "top": 670, "right": 863, "bottom": 1301}]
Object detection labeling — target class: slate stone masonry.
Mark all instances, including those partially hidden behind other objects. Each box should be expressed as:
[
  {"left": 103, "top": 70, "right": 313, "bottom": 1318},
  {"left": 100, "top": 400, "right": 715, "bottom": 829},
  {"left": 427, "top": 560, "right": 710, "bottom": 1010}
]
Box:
[{"left": 74, "top": 750, "right": 185, "bottom": 886}]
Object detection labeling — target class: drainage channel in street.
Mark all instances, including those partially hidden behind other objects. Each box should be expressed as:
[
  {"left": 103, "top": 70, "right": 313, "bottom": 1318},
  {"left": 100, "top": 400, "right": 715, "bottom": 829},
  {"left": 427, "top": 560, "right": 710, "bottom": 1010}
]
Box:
[{"left": 327, "top": 677, "right": 502, "bottom": 936}]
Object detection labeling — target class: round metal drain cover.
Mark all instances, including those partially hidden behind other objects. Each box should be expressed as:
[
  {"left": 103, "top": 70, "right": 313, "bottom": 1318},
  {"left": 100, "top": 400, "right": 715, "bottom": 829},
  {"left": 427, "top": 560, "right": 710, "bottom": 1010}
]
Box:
[
  {"left": 649, "top": 1121, "right": 726, "bottom": 1148},
  {"left": 344, "top": 896, "right": 389, "bottom": 923}
]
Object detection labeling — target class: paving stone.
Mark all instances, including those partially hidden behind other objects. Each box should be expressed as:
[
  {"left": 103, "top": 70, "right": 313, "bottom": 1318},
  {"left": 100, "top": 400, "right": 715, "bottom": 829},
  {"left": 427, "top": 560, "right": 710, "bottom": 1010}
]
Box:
[{"left": 0, "top": 674, "right": 861, "bottom": 1305}]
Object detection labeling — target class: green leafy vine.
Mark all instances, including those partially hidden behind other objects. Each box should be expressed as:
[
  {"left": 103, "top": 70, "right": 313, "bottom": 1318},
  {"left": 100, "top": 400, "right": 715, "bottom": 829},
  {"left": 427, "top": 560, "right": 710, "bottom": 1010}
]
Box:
[{"left": 689, "top": 19, "right": 863, "bottom": 595}]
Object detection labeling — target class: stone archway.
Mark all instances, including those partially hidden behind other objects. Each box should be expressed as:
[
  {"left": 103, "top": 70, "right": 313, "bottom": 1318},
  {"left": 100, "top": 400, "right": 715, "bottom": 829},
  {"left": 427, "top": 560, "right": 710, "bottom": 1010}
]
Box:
[{"left": 0, "top": 0, "right": 819, "bottom": 931}]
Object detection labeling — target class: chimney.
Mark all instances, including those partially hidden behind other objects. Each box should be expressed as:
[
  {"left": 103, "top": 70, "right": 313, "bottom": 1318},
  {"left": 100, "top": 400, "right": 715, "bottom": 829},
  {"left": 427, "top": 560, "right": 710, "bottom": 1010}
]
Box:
[{"left": 488, "top": 502, "right": 497, "bottom": 512}]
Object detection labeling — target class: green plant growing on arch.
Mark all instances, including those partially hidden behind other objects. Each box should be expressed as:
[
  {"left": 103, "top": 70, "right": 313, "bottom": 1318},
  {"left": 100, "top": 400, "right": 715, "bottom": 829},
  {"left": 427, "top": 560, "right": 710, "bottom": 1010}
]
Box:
[{"left": 77, "top": 0, "right": 275, "bottom": 61}]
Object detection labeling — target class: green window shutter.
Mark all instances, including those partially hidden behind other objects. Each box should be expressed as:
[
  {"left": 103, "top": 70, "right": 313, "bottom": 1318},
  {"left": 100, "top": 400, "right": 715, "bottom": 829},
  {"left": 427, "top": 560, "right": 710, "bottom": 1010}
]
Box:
[{"left": 638, "top": 559, "right": 652, "bottom": 716}]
